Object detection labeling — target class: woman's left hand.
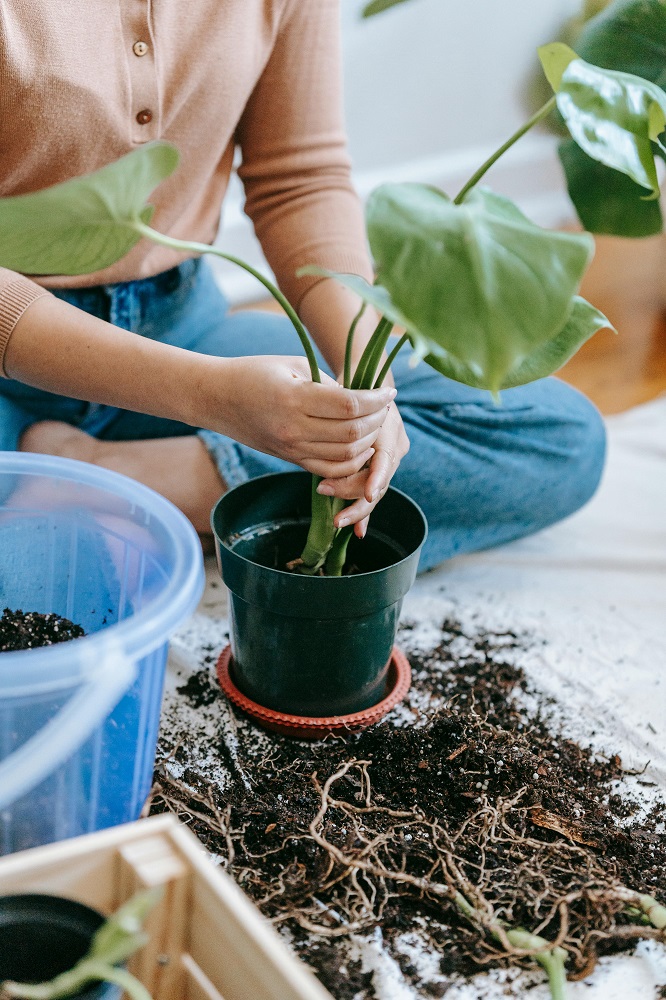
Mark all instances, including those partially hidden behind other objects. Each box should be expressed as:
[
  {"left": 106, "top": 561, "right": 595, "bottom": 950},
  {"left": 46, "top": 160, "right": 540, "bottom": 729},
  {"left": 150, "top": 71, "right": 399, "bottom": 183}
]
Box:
[{"left": 315, "top": 401, "right": 410, "bottom": 537}]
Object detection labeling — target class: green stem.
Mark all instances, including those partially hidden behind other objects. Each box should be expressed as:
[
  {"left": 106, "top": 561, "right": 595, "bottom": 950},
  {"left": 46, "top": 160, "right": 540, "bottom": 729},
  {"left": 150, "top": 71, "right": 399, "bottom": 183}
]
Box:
[
  {"left": 324, "top": 525, "right": 354, "bottom": 576},
  {"left": 451, "top": 893, "right": 568, "bottom": 1000},
  {"left": 618, "top": 888, "right": 666, "bottom": 929},
  {"left": 1, "top": 962, "right": 151, "bottom": 1000},
  {"left": 344, "top": 303, "right": 367, "bottom": 389},
  {"left": 506, "top": 930, "right": 568, "bottom": 1000},
  {"left": 131, "top": 219, "right": 320, "bottom": 383},
  {"left": 453, "top": 96, "right": 557, "bottom": 205},
  {"left": 297, "top": 478, "right": 346, "bottom": 574},
  {"left": 359, "top": 320, "right": 394, "bottom": 389},
  {"left": 373, "top": 332, "right": 409, "bottom": 388},
  {"left": 82, "top": 963, "right": 153, "bottom": 1000},
  {"left": 351, "top": 316, "right": 394, "bottom": 389}
]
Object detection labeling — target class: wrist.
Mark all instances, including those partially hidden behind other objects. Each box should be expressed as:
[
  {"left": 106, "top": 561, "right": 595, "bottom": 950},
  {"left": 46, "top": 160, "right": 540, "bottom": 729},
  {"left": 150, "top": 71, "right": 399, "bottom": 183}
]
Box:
[{"left": 178, "top": 353, "right": 236, "bottom": 432}]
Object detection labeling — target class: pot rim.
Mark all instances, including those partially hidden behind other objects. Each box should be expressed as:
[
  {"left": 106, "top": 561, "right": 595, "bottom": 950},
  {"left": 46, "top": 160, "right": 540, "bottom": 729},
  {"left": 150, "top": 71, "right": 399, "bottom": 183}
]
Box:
[{"left": 211, "top": 470, "right": 428, "bottom": 581}]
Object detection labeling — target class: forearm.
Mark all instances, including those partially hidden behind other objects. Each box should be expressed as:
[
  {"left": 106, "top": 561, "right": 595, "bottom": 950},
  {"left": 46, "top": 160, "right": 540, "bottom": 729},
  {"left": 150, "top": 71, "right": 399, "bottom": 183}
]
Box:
[
  {"left": 4, "top": 294, "right": 212, "bottom": 426},
  {"left": 298, "top": 278, "right": 395, "bottom": 388}
]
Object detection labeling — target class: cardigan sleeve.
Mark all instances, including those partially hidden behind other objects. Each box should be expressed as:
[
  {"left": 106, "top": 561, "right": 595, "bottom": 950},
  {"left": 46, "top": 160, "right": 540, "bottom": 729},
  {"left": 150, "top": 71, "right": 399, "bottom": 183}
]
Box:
[
  {"left": 0, "top": 269, "right": 50, "bottom": 377},
  {"left": 235, "top": 0, "right": 374, "bottom": 312}
]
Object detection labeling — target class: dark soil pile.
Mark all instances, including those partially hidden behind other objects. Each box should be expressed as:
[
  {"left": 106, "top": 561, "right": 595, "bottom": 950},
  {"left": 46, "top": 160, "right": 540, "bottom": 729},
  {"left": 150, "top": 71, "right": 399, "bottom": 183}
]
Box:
[
  {"left": 151, "top": 619, "right": 666, "bottom": 997},
  {"left": 0, "top": 608, "right": 85, "bottom": 651}
]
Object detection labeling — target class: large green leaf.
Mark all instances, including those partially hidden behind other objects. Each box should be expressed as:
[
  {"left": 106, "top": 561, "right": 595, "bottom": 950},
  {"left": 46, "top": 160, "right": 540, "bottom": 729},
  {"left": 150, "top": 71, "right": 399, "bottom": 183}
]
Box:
[
  {"left": 498, "top": 295, "right": 613, "bottom": 387},
  {"left": 557, "top": 0, "right": 666, "bottom": 236},
  {"left": 574, "top": 0, "right": 666, "bottom": 87},
  {"left": 0, "top": 142, "right": 179, "bottom": 275},
  {"left": 366, "top": 183, "right": 593, "bottom": 393},
  {"left": 422, "top": 297, "right": 612, "bottom": 391},
  {"left": 559, "top": 138, "right": 663, "bottom": 236},
  {"left": 539, "top": 42, "right": 666, "bottom": 196}
]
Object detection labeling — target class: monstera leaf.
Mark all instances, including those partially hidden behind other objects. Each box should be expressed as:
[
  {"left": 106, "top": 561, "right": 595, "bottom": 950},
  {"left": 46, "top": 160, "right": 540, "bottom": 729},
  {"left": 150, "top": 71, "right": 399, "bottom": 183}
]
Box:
[
  {"left": 301, "top": 186, "right": 608, "bottom": 395},
  {"left": 539, "top": 42, "right": 666, "bottom": 198},
  {"left": 422, "top": 297, "right": 611, "bottom": 390},
  {"left": 559, "top": 138, "right": 663, "bottom": 236},
  {"left": 364, "top": 183, "right": 593, "bottom": 393},
  {"left": 555, "top": 0, "right": 666, "bottom": 236},
  {"left": 0, "top": 142, "right": 179, "bottom": 275}
]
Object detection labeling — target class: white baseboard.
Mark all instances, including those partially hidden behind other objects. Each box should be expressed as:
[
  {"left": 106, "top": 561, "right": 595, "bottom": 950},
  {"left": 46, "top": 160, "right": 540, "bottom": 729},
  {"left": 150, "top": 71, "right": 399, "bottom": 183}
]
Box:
[{"left": 210, "top": 134, "right": 576, "bottom": 306}]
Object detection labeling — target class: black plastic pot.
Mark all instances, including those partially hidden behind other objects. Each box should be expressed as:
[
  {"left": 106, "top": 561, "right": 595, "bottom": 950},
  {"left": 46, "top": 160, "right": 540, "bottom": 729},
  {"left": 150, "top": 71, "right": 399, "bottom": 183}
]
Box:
[
  {"left": 0, "top": 894, "right": 120, "bottom": 999},
  {"left": 211, "top": 471, "right": 427, "bottom": 717}
]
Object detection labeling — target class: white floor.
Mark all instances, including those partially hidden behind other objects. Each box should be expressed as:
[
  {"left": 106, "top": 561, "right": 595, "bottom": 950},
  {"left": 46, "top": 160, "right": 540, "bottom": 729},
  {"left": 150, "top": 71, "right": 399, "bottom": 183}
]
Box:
[{"left": 166, "top": 394, "right": 666, "bottom": 998}]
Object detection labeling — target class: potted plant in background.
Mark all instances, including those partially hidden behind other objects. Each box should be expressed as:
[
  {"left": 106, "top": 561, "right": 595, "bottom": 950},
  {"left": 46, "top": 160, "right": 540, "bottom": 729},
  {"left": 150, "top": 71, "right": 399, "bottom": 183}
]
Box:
[
  {"left": 0, "top": 890, "right": 158, "bottom": 1000},
  {"left": 0, "top": 29, "right": 664, "bottom": 731}
]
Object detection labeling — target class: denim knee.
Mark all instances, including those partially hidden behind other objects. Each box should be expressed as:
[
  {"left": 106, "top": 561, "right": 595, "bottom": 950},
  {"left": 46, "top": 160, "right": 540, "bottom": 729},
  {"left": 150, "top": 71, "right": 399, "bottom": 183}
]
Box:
[{"left": 533, "top": 382, "right": 606, "bottom": 530}]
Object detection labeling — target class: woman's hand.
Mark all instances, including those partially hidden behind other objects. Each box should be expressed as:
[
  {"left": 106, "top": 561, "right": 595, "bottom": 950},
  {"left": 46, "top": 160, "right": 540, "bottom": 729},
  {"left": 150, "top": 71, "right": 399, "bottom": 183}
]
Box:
[
  {"left": 201, "top": 355, "right": 397, "bottom": 480},
  {"left": 314, "top": 401, "right": 410, "bottom": 536}
]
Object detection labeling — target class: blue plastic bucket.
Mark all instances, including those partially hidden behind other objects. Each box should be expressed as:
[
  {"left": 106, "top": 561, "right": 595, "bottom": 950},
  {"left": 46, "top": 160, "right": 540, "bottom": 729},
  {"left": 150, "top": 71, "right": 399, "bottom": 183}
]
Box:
[{"left": 0, "top": 453, "right": 204, "bottom": 854}]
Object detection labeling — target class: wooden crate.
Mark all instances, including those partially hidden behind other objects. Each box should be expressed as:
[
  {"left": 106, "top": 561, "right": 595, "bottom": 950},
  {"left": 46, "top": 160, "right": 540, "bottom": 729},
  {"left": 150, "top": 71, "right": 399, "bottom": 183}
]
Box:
[{"left": 0, "top": 815, "right": 332, "bottom": 1000}]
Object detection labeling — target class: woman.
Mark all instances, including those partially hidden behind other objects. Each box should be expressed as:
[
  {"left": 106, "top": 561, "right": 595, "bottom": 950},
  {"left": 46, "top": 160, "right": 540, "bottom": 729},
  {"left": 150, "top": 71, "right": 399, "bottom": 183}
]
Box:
[{"left": 0, "top": 1, "right": 605, "bottom": 569}]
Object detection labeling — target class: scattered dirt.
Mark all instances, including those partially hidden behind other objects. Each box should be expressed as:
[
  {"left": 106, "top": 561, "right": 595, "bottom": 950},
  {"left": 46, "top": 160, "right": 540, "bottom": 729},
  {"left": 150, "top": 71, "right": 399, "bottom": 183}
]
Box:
[
  {"left": 152, "top": 619, "right": 666, "bottom": 997},
  {"left": 0, "top": 608, "right": 85, "bottom": 651}
]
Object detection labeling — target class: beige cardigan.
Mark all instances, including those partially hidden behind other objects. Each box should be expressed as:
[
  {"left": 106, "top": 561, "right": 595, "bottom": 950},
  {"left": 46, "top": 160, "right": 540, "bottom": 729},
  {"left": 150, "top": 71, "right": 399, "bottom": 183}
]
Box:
[{"left": 0, "top": 0, "right": 372, "bottom": 372}]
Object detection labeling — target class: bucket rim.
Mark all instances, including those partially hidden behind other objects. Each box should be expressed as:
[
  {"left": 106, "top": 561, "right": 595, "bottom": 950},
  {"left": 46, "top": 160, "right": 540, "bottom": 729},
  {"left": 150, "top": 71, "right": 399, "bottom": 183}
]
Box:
[{"left": 0, "top": 453, "right": 204, "bottom": 695}]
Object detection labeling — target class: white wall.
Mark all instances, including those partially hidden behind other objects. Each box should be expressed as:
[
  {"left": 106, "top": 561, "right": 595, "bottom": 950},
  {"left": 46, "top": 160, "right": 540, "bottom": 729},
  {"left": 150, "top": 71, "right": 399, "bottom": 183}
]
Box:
[{"left": 214, "top": 0, "right": 582, "bottom": 303}]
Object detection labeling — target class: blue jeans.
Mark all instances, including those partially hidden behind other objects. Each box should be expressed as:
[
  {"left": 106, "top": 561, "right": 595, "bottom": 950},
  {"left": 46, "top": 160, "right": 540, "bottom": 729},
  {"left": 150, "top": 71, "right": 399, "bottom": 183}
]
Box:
[{"left": 0, "top": 259, "right": 606, "bottom": 571}]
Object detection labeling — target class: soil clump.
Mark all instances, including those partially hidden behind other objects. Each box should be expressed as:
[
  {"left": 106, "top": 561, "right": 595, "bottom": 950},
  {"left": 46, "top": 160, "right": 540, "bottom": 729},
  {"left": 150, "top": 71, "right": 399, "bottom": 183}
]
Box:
[
  {"left": 152, "top": 619, "right": 666, "bottom": 997},
  {"left": 0, "top": 608, "right": 85, "bottom": 651}
]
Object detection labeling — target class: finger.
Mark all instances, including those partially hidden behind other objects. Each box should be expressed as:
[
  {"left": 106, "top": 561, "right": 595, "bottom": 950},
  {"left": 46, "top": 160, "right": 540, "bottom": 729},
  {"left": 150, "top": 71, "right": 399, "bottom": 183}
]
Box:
[
  {"left": 297, "top": 430, "right": 379, "bottom": 464},
  {"left": 364, "top": 447, "right": 397, "bottom": 503},
  {"left": 303, "top": 404, "right": 388, "bottom": 444},
  {"left": 316, "top": 469, "right": 369, "bottom": 500},
  {"left": 333, "top": 495, "right": 376, "bottom": 528},
  {"left": 354, "top": 516, "right": 370, "bottom": 540},
  {"left": 300, "top": 381, "right": 397, "bottom": 419},
  {"left": 300, "top": 448, "right": 375, "bottom": 481}
]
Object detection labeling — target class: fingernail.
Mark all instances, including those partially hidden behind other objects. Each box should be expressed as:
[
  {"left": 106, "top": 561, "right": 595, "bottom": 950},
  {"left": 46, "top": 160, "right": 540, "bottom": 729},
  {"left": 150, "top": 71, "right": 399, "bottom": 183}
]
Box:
[
  {"left": 337, "top": 516, "right": 349, "bottom": 527},
  {"left": 387, "top": 387, "right": 397, "bottom": 399},
  {"left": 317, "top": 482, "right": 335, "bottom": 496},
  {"left": 360, "top": 523, "right": 367, "bottom": 539}
]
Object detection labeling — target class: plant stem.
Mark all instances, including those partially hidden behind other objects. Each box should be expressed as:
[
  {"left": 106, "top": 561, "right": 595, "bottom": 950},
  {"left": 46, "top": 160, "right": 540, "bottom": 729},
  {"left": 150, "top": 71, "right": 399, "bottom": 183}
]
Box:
[
  {"left": 82, "top": 963, "right": 153, "bottom": 1000},
  {"left": 617, "top": 887, "right": 666, "bottom": 929},
  {"left": 351, "top": 316, "right": 394, "bottom": 389},
  {"left": 297, "top": 479, "right": 346, "bottom": 575},
  {"left": 324, "top": 525, "right": 354, "bottom": 576},
  {"left": 373, "top": 332, "right": 409, "bottom": 387},
  {"left": 506, "top": 930, "right": 568, "bottom": 1000},
  {"left": 451, "top": 893, "right": 568, "bottom": 1000},
  {"left": 130, "top": 219, "right": 320, "bottom": 383},
  {"left": 453, "top": 96, "right": 557, "bottom": 205},
  {"left": 344, "top": 303, "right": 367, "bottom": 388}
]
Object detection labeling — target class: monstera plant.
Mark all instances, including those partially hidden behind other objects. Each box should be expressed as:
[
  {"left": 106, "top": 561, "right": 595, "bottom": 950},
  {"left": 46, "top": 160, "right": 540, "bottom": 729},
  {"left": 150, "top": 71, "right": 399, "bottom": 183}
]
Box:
[{"left": 0, "top": 28, "right": 664, "bottom": 575}]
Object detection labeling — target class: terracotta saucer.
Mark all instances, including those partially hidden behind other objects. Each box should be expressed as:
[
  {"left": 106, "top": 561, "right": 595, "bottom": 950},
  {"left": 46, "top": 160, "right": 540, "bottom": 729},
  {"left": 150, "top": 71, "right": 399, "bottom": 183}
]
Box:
[{"left": 215, "top": 645, "right": 411, "bottom": 739}]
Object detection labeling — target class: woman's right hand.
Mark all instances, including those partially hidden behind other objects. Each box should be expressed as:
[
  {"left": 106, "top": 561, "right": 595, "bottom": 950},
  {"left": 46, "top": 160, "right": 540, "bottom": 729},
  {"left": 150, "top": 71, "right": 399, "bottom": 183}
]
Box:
[{"left": 196, "top": 355, "right": 396, "bottom": 480}]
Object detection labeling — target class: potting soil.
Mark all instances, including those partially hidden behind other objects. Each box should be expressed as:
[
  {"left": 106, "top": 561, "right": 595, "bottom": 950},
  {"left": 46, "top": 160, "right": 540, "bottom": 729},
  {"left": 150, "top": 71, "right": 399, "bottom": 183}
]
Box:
[
  {"left": 0, "top": 608, "right": 85, "bottom": 651},
  {"left": 152, "top": 614, "right": 666, "bottom": 998}
]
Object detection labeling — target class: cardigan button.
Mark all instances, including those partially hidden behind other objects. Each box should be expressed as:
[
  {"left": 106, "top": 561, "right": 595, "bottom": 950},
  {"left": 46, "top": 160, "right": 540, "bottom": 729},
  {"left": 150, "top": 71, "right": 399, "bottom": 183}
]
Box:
[
  {"left": 136, "top": 109, "right": 153, "bottom": 125},
  {"left": 133, "top": 41, "right": 149, "bottom": 57}
]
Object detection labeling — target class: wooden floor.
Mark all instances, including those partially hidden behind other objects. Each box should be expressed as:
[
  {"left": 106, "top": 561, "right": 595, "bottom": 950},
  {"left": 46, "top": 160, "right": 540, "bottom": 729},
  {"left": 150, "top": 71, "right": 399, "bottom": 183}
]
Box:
[{"left": 246, "top": 234, "right": 666, "bottom": 416}]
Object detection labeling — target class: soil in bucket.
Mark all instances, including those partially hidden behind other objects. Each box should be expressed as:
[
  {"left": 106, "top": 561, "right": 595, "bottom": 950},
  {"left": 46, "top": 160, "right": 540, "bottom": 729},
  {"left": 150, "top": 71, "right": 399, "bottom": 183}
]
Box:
[{"left": 0, "top": 609, "right": 85, "bottom": 651}]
